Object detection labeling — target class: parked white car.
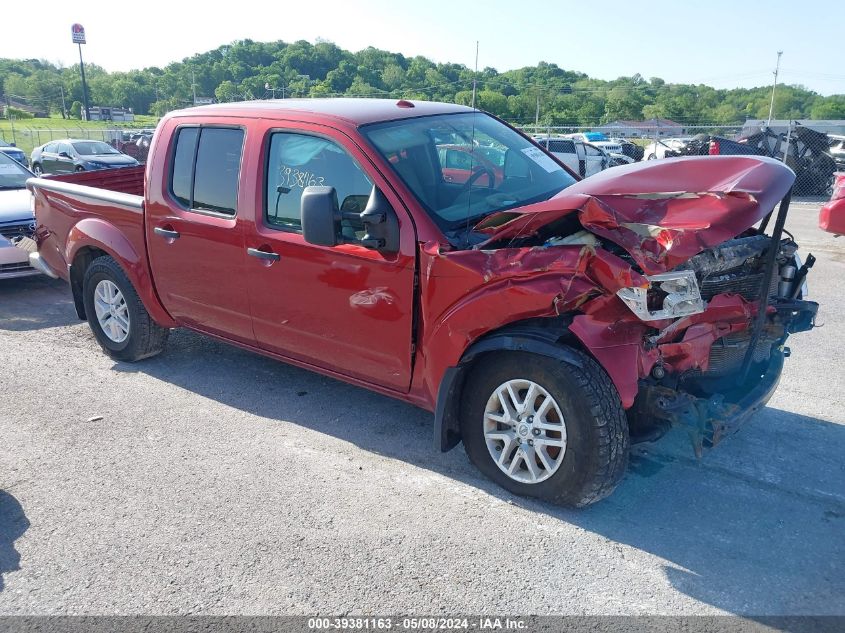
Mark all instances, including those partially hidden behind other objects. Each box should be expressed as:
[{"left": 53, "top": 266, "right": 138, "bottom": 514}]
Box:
[
  {"left": 563, "top": 132, "right": 625, "bottom": 157},
  {"left": 0, "top": 152, "right": 39, "bottom": 279},
  {"left": 534, "top": 137, "right": 608, "bottom": 177},
  {"left": 642, "top": 137, "right": 693, "bottom": 160}
]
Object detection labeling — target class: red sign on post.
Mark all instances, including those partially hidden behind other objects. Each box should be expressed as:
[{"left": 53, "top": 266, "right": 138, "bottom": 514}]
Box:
[{"left": 71, "top": 23, "right": 86, "bottom": 45}]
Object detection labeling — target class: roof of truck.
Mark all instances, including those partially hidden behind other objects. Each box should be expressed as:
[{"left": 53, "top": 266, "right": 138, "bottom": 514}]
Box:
[{"left": 168, "top": 98, "right": 473, "bottom": 126}]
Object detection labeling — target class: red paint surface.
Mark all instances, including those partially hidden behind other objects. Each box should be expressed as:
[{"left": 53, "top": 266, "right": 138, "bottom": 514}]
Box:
[
  {"left": 29, "top": 101, "right": 797, "bottom": 414},
  {"left": 819, "top": 173, "right": 845, "bottom": 234}
]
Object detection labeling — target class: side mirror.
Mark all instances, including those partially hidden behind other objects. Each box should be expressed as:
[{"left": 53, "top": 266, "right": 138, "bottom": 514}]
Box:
[
  {"left": 359, "top": 186, "right": 399, "bottom": 254},
  {"left": 301, "top": 185, "right": 400, "bottom": 254},
  {"left": 503, "top": 148, "right": 530, "bottom": 179},
  {"left": 301, "top": 186, "right": 341, "bottom": 247}
]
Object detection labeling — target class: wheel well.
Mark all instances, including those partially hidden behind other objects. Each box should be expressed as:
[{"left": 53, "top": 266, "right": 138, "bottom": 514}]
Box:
[
  {"left": 70, "top": 247, "right": 108, "bottom": 319},
  {"left": 434, "top": 315, "right": 587, "bottom": 452}
]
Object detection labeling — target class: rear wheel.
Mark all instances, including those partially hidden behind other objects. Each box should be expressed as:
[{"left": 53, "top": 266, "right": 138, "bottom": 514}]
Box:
[
  {"left": 82, "top": 255, "right": 169, "bottom": 361},
  {"left": 32, "top": 163, "right": 43, "bottom": 176},
  {"left": 460, "top": 350, "right": 629, "bottom": 507},
  {"left": 75, "top": 166, "right": 85, "bottom": 172}
]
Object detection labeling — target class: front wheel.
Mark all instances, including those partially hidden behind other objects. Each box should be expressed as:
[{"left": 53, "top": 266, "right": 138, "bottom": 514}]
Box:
[
  {"left": 32, "top": 163, "right": 43, "bottom": 176},
  {"left": 460, "top": 349, "right": 629, "bottom": 507},
  {"left": 82, "top": 255, "right": 169, "bottom": 361}
]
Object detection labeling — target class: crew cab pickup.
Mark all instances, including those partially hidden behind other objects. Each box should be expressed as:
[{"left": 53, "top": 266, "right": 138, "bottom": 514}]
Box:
[{"left": 27, "top": 99, "right": 818, "bottom": 507}]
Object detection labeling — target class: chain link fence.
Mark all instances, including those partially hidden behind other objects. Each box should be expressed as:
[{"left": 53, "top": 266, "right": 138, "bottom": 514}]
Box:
[
  {"left": 519, "top": 120, "right": 845, "bottom": 197},
  {"left": 1, "top": 125, "right": 156, "bottom": 164}
]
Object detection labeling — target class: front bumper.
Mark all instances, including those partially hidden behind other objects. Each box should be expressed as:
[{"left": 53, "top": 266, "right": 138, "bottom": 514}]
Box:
[
  {"left": 0, "top": 241, "right": 40, "bottom": 279},
  {"left": 631, "top": 295, "right": 817, "bottom": 455},
  {"left": 636, "top": 350, "right": 784, "bottom": 456}
]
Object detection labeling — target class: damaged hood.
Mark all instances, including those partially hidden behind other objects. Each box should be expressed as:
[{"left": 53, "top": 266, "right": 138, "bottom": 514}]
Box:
[{"left": 474, "top": 156, "right": 795, "bottom": 274}]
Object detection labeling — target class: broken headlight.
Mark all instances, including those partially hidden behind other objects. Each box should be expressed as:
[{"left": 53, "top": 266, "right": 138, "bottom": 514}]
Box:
[{"left": 616, "top": 270, "right": 705, "bottom": 321}]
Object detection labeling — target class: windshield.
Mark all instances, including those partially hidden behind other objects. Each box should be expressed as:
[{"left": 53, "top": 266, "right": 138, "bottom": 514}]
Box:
[
  {"left": 0, "top": 152, "right": 31, "bottom": 189},
  {"left": 72, "top": 141, "right": 121, "bottom": 156},
  {"left": 362, "top": 112, "right": 576, "bottom": 230}
]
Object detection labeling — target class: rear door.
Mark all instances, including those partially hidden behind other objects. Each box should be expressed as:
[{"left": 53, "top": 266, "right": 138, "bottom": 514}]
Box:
[
  {"left": 243, "top": 122, "right": 417, "bottom": 391},
  {"left": 145, "top": 124, "right": 254, "bottom": 343}
]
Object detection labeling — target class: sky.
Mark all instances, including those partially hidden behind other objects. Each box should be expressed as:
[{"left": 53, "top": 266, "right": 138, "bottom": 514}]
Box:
[{"left": 4, "top": 0, "right": 844, "bottom": 96}]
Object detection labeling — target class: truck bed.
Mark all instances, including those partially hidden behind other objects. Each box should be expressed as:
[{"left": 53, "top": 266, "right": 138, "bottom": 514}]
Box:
[
  {"left": 45, "top": 165, "right": 145, "bottom": 196},
  {"left": 27, "top": 167, "right": 148, "bottom": 285}
]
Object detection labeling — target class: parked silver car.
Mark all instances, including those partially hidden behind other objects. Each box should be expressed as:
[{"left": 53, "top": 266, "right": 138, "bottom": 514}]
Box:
[{"left": 0, "top": 152, "right": 39, "bottom": 279}]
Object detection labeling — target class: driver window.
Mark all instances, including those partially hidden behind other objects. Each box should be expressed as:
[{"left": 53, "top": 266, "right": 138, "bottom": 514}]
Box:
[
  {"left": 265, "top": 132, "right": 373, "bottom": 231},
  {"left": 445, "top": 149, "right": 473, "bottom": 170}
]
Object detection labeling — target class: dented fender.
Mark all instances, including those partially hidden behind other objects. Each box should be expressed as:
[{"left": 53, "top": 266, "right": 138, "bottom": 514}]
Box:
[{"left": 419, "top": 240, "right": 648, "bottom": 408}]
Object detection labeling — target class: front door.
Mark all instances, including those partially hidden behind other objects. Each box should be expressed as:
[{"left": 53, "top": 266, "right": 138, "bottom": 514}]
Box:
[
  {"left": 244, "top": 124, "right": 416, "bottom": 392},
  {"left": 145, "top": 124, "right": 254, "bottom": 344},
  {"left": 56, "top": 142, "right": 76, "bottom": 173},
  {"left": 40, "top": 142, "right": 66, "bottom": 174}
]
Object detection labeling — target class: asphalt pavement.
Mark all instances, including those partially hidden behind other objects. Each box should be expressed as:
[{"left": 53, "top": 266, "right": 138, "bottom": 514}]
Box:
[{"left": 0, "top": 202, "right": 842, "bottom": 615}]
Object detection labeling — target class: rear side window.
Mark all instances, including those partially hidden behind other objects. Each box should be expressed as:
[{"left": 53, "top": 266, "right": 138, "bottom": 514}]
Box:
[
  {"left": 548, "top": 140, "right": 575, "bottom": 154},
  {"left": 171, "top": 128, "right": 198, "bottom": 207},
  {"left": 169, "top": 126, "right": 244, "bottom": 215}
]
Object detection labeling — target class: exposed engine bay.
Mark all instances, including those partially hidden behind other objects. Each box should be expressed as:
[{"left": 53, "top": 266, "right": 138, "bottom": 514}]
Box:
[{"left": 616, "top": 231, "right": 818, "bottom": 453}]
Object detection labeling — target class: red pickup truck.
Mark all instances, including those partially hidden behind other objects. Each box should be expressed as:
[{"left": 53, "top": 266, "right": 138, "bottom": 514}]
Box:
[{"left": 27, "top": 99, "right": 818, "bottom": 507}]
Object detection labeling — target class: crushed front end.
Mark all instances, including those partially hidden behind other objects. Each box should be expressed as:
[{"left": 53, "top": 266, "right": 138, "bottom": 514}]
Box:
[
  {"left": 616, "top": 205, "right": 818, "bottom": 454},
  {"left": 430, "top": 156, "right": 817, "bottom": 457}
]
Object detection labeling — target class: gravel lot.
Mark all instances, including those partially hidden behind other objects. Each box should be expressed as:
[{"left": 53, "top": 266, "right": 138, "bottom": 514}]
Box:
[{"left": 0, "top": 202, "right": 843, "bottom": 616}]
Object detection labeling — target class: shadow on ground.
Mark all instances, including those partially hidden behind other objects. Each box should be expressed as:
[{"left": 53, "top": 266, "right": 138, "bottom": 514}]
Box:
[
  {"left": 0, "top": 277, "right": 76, "bottom": 331},
  {"left": 0, "top": 491, "right": 29, "bottom": 592},
  {"left": 112, "top": 328, "right": 845, "bottom": 615}
]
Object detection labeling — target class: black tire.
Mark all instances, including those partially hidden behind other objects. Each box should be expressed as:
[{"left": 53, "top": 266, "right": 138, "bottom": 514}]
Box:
[
  {"left": 32, "top": 163, "right": 43, "bottom": 176},
  {"left": 460, "top": 349, "right": 629, "bottom": 507},
  {"left": 82, "top": 255, "right": 169, "bottom": 361},
  {"left": 75, "top": 165, "right": 85, "bottom": 172}
]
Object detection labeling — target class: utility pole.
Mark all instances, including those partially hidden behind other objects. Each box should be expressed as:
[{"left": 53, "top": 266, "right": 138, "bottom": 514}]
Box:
[
  {"left": 535, "top": 91, "right": 541, "bottom": 128},
  {"left": 5, "top": 96, "right": 16, "bottom": 144},
  {"left": 767, "top": 50, "right": 783, "bottom": 127},
  {"left": 71, "top": 24, "right": 90, "bottom": 121},
  {"left": 471, "top": 41, "right": 479, "bottom": 109},
  {"left": 192, "top": 71, "right": 197, "bottom": 106},
  {"left": 78, "top": 43, "right": 90, "bottom": 121},
  {"left": 60, "top": 84, "right": 67, "bottom": 118}
]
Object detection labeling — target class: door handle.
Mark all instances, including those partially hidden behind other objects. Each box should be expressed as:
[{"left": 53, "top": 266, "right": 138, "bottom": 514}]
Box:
[
  {"left": 247, "top": 247, "right": 280, "bottom": 262},
  {"left": 154, "top": 226, "right": 180, "bottom": 240}
]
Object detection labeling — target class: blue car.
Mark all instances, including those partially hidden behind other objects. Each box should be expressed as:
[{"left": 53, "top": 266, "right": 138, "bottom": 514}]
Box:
[{"left": 0, "top": 139, "right": 29, "bottom": 167}]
